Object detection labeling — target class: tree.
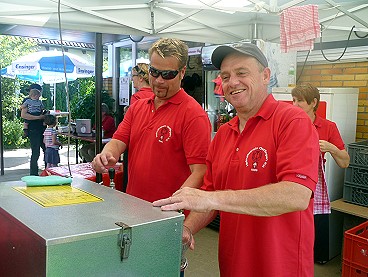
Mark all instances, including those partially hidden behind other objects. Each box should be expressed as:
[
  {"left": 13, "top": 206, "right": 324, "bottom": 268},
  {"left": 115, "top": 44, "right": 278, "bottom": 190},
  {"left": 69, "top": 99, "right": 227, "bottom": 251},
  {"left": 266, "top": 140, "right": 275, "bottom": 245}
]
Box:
[
  {"left": 0, "top": 35, "right": 39, "bottom": 120},
  {"left": 70, "top": 77, "right": 115, "bottom": 123}
]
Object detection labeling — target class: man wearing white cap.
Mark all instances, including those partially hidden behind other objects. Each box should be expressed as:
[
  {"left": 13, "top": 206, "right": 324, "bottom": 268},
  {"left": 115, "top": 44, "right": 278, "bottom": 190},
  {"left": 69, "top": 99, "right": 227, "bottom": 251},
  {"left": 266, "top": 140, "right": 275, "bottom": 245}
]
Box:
[{"left": 154, "top": 43, "right": 319, "bottom": 276}]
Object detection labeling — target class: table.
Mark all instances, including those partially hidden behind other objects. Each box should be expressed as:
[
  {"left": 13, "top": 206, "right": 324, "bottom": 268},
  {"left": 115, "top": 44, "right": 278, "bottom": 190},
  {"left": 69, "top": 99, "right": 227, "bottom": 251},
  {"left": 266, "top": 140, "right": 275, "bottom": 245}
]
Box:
[
  {"left": 60, "top": 132, "right": 111, "bottom": 164},
  {"left": 331, "top": 198, "right": 368, "bottom": 219},
  {"left": 40, "top": 162, "right": 123, "bottom": 191}
]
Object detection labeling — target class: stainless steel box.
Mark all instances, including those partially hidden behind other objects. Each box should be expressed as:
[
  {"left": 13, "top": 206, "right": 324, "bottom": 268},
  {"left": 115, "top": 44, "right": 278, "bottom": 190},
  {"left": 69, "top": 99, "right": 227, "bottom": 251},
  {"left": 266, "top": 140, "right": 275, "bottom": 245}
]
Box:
[{"left": 0, "top": 178, "right": 183, "bottom": 276}]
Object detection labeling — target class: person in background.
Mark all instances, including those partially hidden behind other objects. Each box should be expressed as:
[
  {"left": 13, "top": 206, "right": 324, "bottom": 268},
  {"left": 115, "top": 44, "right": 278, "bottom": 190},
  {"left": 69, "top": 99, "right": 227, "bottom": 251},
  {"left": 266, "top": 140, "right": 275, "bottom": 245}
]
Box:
[
  {"left": 121, "top": 63, "right": 154, "bottom": 191},
  {"left": 291, "top": 83, "right": 350, "bottom": 263},
  {"left": 92, "top": 38, "right": 211, "bottom": 204},
  {"left": 43, "top": 114, "right": 62, "bottom": 168},
  {"left": 153, "top": 43, "right": 319, "bottom": 277},
  {"left": 79, "top": 103, "right": 116, "bottom": 162},
  {"left": 20, "top": 86, "right": 45, "bottom": 138},
  {"left": 130, "top": 63, "right": 154, "bottom": 105},
  {"left": 21, "top": 84, "right": 47, "bottom": 176}
]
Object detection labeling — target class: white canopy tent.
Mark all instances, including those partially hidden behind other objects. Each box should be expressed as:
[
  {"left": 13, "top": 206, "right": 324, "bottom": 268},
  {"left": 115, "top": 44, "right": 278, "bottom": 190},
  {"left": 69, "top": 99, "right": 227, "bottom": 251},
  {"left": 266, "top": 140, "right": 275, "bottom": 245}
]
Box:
[{"left": 0, "top": 0, "right": 367, "bottom": 46}]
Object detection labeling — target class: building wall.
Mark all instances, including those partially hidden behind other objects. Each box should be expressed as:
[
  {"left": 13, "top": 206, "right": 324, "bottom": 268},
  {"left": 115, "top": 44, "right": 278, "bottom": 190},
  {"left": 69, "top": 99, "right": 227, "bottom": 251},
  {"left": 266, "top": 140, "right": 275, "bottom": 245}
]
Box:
[
  {"left": 297, "top": 61, "right": 368, "bottom": 141},
  {"left": 103, "top": 77, "right": 113, "bottom": 96}
]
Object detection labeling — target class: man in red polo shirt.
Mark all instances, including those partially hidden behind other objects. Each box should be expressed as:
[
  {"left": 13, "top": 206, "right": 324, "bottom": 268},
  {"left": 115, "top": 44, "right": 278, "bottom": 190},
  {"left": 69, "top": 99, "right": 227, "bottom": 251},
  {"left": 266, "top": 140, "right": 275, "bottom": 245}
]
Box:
[
  {"left": 92, "top": 38, "right": 211, "bottom": 203},
  {"left": 153, "top": 43, "right": 319, "bottom": 276}
]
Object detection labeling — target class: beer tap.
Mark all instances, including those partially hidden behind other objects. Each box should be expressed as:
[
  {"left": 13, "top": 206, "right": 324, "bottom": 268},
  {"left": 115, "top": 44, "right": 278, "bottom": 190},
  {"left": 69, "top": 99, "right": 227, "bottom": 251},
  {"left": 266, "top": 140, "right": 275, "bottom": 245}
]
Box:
[{"left": 108, "top": 167, "right": 115, "bottom": 189}]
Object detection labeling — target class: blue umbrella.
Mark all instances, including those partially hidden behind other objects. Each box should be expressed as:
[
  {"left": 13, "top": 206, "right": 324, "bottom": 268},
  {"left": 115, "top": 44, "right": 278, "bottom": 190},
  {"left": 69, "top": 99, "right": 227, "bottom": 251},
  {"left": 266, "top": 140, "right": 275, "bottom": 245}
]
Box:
[
  {"left": 1, "top": 65, "right": 43, "bottom": 83},
  {"left": 2, "top": 50, "right": 95, "bottom": 84}
]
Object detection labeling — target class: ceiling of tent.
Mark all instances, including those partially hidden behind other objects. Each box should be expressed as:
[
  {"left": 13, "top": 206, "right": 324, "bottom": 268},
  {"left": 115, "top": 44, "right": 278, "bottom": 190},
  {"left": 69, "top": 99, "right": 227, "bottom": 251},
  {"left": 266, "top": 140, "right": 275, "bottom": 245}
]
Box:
[{"left": 0, "top": 0, "right": 367, "bottom": 46}]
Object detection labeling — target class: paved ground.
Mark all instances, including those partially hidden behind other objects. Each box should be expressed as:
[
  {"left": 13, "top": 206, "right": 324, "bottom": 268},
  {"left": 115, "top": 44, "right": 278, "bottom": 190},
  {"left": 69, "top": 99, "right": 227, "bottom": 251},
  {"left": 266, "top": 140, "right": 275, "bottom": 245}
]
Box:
[{"left": 0, "top": 146, "right": 77, "bottom": 182}]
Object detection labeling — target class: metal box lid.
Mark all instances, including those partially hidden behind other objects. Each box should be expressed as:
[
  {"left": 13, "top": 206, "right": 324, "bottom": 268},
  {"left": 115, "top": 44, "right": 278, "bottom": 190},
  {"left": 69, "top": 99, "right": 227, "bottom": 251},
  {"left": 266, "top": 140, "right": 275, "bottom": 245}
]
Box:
[{"left": 0, "top": 178, "right": 183, "bottom": 245}]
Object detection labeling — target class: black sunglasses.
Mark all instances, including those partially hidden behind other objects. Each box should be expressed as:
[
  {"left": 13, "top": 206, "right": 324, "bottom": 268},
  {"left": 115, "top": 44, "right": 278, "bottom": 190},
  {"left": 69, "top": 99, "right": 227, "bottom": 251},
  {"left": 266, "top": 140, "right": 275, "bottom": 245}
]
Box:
[{"left": 149, "top": 65, "right": 179, "bottom": 80}]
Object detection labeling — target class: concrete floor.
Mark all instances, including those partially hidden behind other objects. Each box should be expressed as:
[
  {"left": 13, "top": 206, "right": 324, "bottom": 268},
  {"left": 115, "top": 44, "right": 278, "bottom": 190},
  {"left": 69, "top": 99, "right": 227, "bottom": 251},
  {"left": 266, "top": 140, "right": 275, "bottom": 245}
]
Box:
[
  {"left": 185, "top": 227, "right": 342, "bottom": 277},
  {"left": 1, "top": 148, "right": 344, "bottom": 276},
  {"left": 0, "top": 146, "right": 77, "bottom": 182}
]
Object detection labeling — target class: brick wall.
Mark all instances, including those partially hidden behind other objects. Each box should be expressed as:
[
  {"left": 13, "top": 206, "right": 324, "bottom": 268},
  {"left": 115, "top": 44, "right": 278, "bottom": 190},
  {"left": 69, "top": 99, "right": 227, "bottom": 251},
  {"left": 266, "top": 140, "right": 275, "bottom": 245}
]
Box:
[
  {"left": 297, "top": 61, "right": 368, "bottom": 141},
  {"left": 103, "top": 77, "right": 113, "bottom": 96}
]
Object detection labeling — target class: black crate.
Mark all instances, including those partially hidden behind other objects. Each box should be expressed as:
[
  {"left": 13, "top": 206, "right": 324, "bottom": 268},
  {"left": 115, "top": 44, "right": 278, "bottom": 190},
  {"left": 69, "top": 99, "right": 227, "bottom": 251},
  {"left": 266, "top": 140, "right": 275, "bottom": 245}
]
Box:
[
  {"left": 348, "top": 140, "right": 368, "bottom": 167},
  {"left": 344, "top": 166, "right": 368, "bottom": 187},
  {"left": 207, "top": 214, "right": 220, "bottom": 231},
  {"left": 343, "top": 183, "right": 368, "bottom": 207}
]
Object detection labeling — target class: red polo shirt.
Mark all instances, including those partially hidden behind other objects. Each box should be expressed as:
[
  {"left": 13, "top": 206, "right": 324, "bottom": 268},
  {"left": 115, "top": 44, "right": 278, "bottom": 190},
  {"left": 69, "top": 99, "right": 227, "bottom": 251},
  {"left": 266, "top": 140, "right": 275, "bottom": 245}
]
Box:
[
  {"left": 130, "top": 87, "right": 154, "bottom": 105},
  {"left": 202, "top": 94, "right": 319, "bottom": 277},
  {"left": 313, "top": 114, "right": 345, "bottom": 160},
  {"left": 113, "top": 88, "right": 211, "bottom": 202},
  {"left": 101, "top": 115, "right": 116, "bottom": 138}
]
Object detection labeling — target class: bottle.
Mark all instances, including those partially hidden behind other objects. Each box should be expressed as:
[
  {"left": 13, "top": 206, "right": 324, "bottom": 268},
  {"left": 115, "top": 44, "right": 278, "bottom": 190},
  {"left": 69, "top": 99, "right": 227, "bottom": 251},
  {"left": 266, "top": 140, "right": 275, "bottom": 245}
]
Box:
[{"left": 288, "top": 64, "right": 296, "bottom": 87}]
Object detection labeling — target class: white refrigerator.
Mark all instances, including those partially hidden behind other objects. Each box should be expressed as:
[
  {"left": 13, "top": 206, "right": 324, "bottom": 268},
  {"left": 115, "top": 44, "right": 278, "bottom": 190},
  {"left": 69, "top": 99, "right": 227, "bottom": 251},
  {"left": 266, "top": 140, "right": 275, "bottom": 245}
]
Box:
[{"left": 272, "top": 87, "right": 359, "bottom": 260}]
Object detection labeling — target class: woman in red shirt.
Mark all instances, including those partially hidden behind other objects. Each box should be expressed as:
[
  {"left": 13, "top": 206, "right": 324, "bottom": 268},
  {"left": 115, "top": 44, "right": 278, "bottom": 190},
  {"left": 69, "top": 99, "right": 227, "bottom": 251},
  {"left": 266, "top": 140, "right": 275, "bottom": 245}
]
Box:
[
  {"left": 130, "top": 63, "right": 153, "bottom": 105},
  {"left": 292, "top": 83, "right": 350, "bottom": 263}
]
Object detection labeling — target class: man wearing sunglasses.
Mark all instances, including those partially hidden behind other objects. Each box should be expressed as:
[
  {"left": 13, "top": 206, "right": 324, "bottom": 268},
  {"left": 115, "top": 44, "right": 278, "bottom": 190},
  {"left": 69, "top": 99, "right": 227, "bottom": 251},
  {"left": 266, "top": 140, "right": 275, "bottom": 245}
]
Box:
[{"left": 92, "top": 38, "right": 211, "bottom": 206}]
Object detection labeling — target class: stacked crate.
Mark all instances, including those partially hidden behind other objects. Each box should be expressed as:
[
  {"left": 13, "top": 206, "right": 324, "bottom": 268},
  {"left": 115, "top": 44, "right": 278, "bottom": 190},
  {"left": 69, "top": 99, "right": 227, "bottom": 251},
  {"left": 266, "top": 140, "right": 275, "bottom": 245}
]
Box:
[
  {"left": 343, "top": 141, "right": 368, "bottom": 207},
  {"left": 342, "top": 221, "right": 368, "bottom": 276}
]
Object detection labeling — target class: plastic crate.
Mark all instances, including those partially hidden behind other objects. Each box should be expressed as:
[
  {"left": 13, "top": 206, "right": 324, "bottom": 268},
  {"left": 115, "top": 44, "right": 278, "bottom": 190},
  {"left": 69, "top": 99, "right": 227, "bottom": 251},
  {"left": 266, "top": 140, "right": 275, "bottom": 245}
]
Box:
[
  {"left": 342, "top": 260, "right": 368, "bottom": 277},
  {"left": 343, "top": 221, "right": 368, "bottom": 274},
  {"left": 348, "top": 141, "right": 368, "bottom": 167},
  {"left": 344, "top": 165, "right": 368, "bottom": 207},
  {"left": 343, "top": 184, "right": 368, "bottom": 207},
  {"left": 345, "top": 166, "right": 368, "bottom": 187}
]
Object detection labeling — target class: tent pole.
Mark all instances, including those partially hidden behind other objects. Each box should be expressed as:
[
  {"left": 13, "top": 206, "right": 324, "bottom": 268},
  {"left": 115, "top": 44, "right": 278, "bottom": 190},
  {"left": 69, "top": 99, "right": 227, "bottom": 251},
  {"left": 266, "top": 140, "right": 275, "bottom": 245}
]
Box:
[
  {"left": 95, "top": 32, "right": 103, "bottom": 183},
  {"left": 53, "top": 83, "right": 56, "bottom": 111},
  {"left": 0, "top": 64, "right": 4, "bottom": 175}
]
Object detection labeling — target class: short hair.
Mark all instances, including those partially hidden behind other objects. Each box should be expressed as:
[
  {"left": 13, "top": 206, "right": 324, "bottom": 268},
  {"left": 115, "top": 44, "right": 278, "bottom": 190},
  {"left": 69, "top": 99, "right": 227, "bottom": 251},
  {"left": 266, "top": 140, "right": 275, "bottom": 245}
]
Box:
[
  {"left": 29, "top": 88, "right": 41, "bottom": 97},
  {"left": 133, "top": 63, "right": 149, "bottom": 84},
  {"left": 29, "top": 84, "right": 42, "bottom": 92},
  {"left": 101, "top": 103, "right": 109, "bottom": 114},
  {"left": 44, "top": 114, "right": 57, "bottom": 126},
  {"left": 291, "top": 84, "right": 320, "bottom": 112},
  {"left": 148, "top": 38, "right": 188, "bottom": 69}
]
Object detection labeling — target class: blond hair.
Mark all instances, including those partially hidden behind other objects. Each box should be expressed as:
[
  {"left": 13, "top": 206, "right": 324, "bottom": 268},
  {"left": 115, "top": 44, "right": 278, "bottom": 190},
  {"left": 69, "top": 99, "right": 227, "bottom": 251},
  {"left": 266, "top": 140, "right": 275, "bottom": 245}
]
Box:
[
  {"left": 29, "top": 88, "right": 41, "bottom": 98},
  {"left": 133, "top": 63, "right": 149, "bottom": 84},
  {"left": 149, "top": 38, "right": 188, "bottom": 69}
]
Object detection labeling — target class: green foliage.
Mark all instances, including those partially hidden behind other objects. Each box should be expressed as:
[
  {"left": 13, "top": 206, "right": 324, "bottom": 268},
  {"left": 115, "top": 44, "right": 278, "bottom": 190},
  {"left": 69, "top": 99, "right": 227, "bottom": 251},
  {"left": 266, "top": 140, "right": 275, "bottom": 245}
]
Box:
[
  {"left": 2, "top": 117, "right": 28, "bottom": 149},
  {"left": 70, "top": 77, "right": 115, "bottom": 123},
  {"left": 0, "top": 35, "right": 39, "bottom": 66},
  {"left": 0, "top": 35, "right": 114, "bottom": 148}
]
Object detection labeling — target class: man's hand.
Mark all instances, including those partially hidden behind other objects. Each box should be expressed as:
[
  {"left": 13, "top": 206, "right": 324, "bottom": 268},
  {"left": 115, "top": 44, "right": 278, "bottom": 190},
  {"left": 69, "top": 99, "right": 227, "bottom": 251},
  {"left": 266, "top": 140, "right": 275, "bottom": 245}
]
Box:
[
  {"left": 92, "top": 152, "right": 118, "bottom": 173},
  {"left": 153, "top": 187, "right": 213, "bottom": 213}
]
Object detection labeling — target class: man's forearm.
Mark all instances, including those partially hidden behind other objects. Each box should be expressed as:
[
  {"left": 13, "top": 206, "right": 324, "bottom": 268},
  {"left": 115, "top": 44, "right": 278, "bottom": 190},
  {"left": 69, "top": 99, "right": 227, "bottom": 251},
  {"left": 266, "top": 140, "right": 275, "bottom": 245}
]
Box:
[
  {"left": 21, "top": 109, "right": 43, "bottom": 121},
  {"left": 101, "top": 139, "right": 126, "bottom": 161},
  {"left": 181, "top": 164, "right": 207, "bottom": 189}
]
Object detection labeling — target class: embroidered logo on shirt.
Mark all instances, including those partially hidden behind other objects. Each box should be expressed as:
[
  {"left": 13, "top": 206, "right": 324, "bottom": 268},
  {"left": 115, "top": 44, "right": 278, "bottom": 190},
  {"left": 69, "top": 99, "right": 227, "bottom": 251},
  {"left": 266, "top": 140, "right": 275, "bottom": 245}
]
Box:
[
  {"left": 156, "top": 125, "right": 172, "bottom": 143},
  {"left": 245, "top": 147, "right": 268, "bottom": 172},
  {"left": 296, "top": 174, "right": 307, "bottom": 180}
]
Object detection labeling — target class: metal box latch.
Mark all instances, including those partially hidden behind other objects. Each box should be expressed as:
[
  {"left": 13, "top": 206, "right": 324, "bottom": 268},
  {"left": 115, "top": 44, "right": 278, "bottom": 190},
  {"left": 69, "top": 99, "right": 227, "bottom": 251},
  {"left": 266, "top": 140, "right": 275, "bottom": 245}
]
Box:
[{"left": 116, "top": 222, "right": 132, "bottom": 261}]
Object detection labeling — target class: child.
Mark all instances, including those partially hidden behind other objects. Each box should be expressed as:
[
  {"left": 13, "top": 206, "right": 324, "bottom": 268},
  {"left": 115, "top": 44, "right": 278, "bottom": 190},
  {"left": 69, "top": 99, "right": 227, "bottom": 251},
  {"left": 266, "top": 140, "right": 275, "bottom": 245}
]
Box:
[
  {"left": 43, "top": 114, "right": 62, "bottom": 168},
  {"left": 20, "top": 87, "right": 45, "bottom": 138}
]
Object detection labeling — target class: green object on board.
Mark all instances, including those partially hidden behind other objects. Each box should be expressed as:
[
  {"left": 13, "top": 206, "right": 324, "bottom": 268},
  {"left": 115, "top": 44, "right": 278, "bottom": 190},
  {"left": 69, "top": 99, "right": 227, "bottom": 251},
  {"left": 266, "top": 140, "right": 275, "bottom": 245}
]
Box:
[{"left": 21, "top": 175, "right": 72, "bottom": 186}]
